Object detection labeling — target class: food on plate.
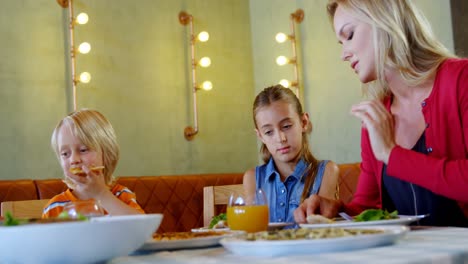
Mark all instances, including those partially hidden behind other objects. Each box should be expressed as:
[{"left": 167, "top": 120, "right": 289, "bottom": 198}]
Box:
[
  {"left": 3, "top": 211, "right": 87, "bottom": 226},
  {"left": 245, "top": 228, "right": 383, "bottom": 241},
  {"left": 306, "top": 214, "right": 333, "bottom": 224},
  {"left": 58, "top": 211, "right": 88, "bottom": 221},
  {"left": 69, "top": 166, "right": 105, "bottom": 176},
  {"left": 209, "top": 212, "right": 228, "bottom": 229},
  {"left": 152, "top": 230, "right": 230, "bottom": 241},
  {"left": 354, "top": 209, "right": 398, "bottom": 222}
]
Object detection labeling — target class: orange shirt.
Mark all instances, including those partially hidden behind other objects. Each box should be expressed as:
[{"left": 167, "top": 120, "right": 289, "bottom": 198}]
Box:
[{"left": 42, "top": 184, "right": 145, "bottom": 218}]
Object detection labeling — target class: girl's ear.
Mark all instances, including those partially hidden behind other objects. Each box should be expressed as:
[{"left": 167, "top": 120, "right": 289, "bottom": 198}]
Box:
[
  {"left": 301, "top": 113, "right": 311, "bottom": 133},
  {"left": 255, "top": 129, "right": 266, "bottom": 144}
]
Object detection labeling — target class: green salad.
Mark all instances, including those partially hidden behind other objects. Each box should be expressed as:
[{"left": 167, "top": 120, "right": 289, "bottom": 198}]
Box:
[
  {"left": 354, "top": 209, "right": 398, "bottom": 222},
  {"left": 209, "top": 213, "right": 227, "bottom": 228},
  {"left": 2, "top": 211, "right": 88, "bottom": 226}
]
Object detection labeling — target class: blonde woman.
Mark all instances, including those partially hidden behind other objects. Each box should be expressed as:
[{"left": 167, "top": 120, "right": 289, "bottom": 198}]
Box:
[
  {"left": 43, "top": 109, "right": 144, "bottom": 218},
  {"left": 295, "top": 0, "right": 468, "bottom": 226}
]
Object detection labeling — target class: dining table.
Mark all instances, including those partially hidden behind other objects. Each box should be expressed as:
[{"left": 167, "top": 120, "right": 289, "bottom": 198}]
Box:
[{"left": 108, "top": 227, "right": 468, "bottom": 264}]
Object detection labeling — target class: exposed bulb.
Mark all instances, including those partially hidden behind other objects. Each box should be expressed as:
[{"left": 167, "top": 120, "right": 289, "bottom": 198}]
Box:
[
  {"left": 78, "top": 42, "right": 91, "bottom": 54},
  {"left": 79, "top": 72, "right": 91, "bottom": 83},
  {"left": 76, "top": 13, "right": 89, "bottom": 25},
  {"left": 276, "top": 56, "right": 288, "bottom": 66},
  {"left": 197, "top": 31, "right": 209, "bottom": 42},
  {"left": 199, "top": 57, "right": 211, "bottom": 67},
  {"left": 201, "top": 81, "right": 213, "bottom": 91},
  {"left": 279, "top": 79, "right": 291, "bottom": 88},
  {"left": 275, "top": 32, "right": 288, "bottom": 43}
]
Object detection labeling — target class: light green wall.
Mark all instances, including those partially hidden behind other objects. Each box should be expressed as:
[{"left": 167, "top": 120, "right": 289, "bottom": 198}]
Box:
[
  {"left": 249, "top": 0, "right": 454, "bottom": 163},
  {"left": 0, "top": 0, "right": 455, "bottom": 180},
  {"left": 0, "top": 0, "right": 258, "bottom": 180}
]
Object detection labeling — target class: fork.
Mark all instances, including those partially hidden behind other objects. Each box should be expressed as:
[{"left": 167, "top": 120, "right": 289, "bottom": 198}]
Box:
[{"left": 338, "top": 212, "right": 354, "bottom": 221}]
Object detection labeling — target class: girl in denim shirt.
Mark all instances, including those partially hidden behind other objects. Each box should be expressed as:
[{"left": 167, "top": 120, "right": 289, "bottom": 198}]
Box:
[{"left": 243, "top": 85, "right": 340, "bottom": 224}]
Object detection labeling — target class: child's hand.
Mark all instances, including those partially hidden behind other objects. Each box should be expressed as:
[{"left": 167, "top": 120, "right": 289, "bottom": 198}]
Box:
[{"left": 68, "top": 165, "right": 109, "bottom": 200}]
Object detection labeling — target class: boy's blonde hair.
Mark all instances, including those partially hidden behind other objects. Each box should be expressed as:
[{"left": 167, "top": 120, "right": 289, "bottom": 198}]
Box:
[
  {"left": 51, "top": 109, "right": 120, "bottom": 187},
  {"left": 327, "top": 0, "right": 454, "bottom": 100},
  {"left": 253, "top": 85, "right": 318, "bottom": 202}
]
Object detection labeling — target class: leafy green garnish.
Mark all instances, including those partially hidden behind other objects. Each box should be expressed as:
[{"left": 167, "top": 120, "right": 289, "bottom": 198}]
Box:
[
  {"left": 354, "top": 209, "right": 398, "bottom": 222},
  {"left": 4, "top": 212, "right": 21, "bottom": 226},
  {"left": 58, "top": 211, "right": 88, "bottom": 221},
  {"left": 209, "top": 213, "right": 227, "bottom": 228}
]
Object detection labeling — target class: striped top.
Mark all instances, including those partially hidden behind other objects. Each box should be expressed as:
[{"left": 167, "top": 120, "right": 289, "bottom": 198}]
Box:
[{"left": 42, "top": 184, "right": 145, "bottom": 218}]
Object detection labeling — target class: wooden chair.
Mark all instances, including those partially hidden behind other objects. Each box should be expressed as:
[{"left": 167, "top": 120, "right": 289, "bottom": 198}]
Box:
[
  {"left": 1, "top": 199, "right": 49, "bottom": 219},
  {"left": 203, "top": 184, "right": 245, "bottom": 227}
]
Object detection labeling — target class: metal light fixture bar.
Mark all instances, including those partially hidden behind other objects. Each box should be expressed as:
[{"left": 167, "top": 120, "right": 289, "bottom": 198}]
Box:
[
  {"left": 290, "top": 9, "right": 304, "bottom": 97},
  {"left": 179, "top": 11, "right": 212, "bottom": 141},
  {"left": 57, "top": 0, "right": 91, "bottom": 111},
  {"left": 276, "top": 9, "right": 304, "bottom": 98}
]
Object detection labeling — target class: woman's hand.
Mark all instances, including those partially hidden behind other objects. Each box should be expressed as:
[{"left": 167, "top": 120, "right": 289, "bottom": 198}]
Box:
[
  {"left": 67, "top": 165, "right": 109, "bottom": 200},
  {"left": 293, "top": 195, "right": 342, "bottom": 223},
  {"left": 350, "top": 100, "right": 396, "bottom": 164}
]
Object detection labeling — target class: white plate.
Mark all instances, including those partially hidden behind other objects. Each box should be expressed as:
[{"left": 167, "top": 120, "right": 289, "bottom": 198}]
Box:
[
  {"left": 140, "top": 232, "right": 238, "bottom": 251},
  {"left": 191, "top": 227, "right": 230, "bottom": 232},
  {"left": 220, "top": 225, "right": 409, "bottom": 256},
  {"left": 0, "top": 214, "right": 162, "bottom": 264},
  {"left": 268, "top": 222, "right": 295, "bottom": 230},
  {"left": 192, "top": 222, "right": 295, "bottom": 233},
  {"left": 300, "top": 215, "right": 425, "bottom": 229}
]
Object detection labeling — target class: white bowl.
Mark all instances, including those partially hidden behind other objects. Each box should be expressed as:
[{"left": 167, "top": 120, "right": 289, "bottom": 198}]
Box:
[{"left": 0, "top": 213, "right": 163, "bottom": 264}]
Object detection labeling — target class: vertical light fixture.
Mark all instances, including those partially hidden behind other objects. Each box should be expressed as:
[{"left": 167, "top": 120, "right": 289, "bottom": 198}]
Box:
[
  {"left": 179, "top": 11, "right": 212, "bottom": 141},
  {"left": 275, "top": 9, "right": 304, "bottom": 98},
  {"left": 57, "top": 0, "right": 91, "bottom": 111}
]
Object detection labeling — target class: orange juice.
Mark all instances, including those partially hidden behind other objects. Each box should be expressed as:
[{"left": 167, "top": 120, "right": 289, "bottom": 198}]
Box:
[{"left": 227, "top": 205, "right": 269, "bottom": 233}]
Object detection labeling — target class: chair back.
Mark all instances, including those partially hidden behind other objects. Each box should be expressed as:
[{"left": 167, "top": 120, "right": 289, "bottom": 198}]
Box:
[
  {"left": 203, "top": 184, "right": 244, "bottom": 227},
  {"left": 1, "top": 199, "right": 49, "bottom": 219}
]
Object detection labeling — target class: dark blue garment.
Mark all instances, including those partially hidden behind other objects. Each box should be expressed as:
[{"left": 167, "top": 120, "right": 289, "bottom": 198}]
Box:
[{"left": 382, "top": 133, "right": 467, "bottom": 227}]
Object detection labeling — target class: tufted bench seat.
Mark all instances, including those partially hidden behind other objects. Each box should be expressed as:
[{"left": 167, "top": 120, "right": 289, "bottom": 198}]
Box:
[{"left": 0, "top": 163, "right": 361, "bottom": 232}]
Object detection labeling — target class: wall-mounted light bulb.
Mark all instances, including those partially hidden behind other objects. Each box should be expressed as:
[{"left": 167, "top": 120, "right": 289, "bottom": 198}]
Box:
[
  {"left": 79, "top": 72, "right": 91, "bottom": 83},
  {"left": 197, "top": 31, "right": 209, "bottom": 42},
  {"left": 78, "top": 42, "right": 91, "bottom": 54},
  {"left": 276, "top": 56, "right": 289, "bottom": 66},
  {"left": 279, "top": 79, "right": 291, "bottom": 88},
  {"left": 76, "top": 13, "right": 89, "bottom": 25},
  {"left": 275, "top": 32, "right": 288, "bottom": 43},
  {"left": 201, "top": 81, "right": 213, "bottom": 91},
  {"left": 199, "top": 57, "right": 211, "bottom": 67}
]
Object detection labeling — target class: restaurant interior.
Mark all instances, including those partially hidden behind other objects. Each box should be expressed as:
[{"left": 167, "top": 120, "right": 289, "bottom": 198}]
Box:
[
  {"left": 0, "top": 0, "right": 467, "bottom": 263},
  {"left": 0, "top": 0, "right": 461, "bottom": 182}
]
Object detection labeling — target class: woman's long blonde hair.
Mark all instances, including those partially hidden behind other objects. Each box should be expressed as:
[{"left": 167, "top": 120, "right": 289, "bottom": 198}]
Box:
[
  {"left": 253, "top": 85, "right": 318, "bottom": 202},
  {"left": 327, "top": 0, "right": 455, "bottom": 100},
  {"left": 51, "top": 109, "right": 120, "bottom": 188}
]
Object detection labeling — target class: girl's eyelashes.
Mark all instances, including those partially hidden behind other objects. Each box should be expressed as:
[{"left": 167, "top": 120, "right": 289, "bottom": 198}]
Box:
[{"left": 347, "top": 31, "right": 354, "bottom": 40}]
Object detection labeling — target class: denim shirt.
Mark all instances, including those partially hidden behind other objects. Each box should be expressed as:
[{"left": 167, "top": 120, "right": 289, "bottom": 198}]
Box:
[{"left": 255, "top": 158, "right": 329, "bottom": 223}]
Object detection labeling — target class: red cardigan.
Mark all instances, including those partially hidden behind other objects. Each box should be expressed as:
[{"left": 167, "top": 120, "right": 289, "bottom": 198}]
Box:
[{"left": 345, "top": 58, "right": 468, "bottom": 216}]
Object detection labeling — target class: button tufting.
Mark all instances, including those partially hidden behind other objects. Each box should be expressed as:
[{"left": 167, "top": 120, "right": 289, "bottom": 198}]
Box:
[{"left": 427, "top": 147, "right": 433, "bottom": 153}]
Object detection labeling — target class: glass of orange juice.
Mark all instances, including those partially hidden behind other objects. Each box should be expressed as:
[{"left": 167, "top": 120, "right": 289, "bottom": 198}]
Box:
[{"left": 227, "top": 189, "right": 269, "bottom": 233}]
